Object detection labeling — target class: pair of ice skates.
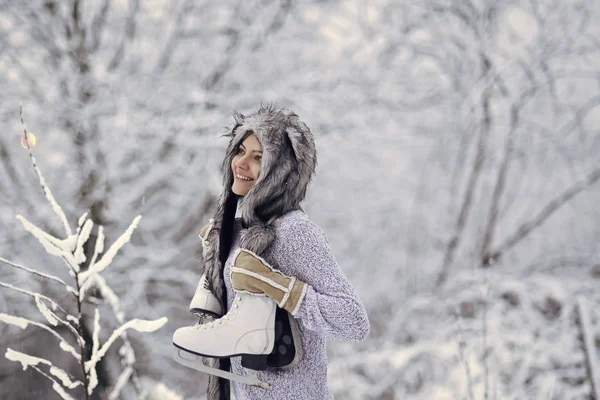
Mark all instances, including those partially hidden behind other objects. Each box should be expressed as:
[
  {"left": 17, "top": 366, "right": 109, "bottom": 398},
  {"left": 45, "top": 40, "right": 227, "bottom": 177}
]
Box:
[{"left": 172, "top": 274, "right": 302, "bottom": 389}]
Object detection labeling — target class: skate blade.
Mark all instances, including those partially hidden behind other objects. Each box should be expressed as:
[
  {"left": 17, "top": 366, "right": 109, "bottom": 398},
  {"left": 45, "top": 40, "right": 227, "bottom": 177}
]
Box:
[{"left": 171, "top": 348, "right": 272, "bottom": 390}]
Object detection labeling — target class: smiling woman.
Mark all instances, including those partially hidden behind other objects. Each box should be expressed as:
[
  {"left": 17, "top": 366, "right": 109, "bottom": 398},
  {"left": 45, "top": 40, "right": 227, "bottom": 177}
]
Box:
[
  {"left": 173, "top": 105, "right": 369, "bottom": 400},
  {"left": 231, "top": 133, "right": 262, "bottom": 196}
]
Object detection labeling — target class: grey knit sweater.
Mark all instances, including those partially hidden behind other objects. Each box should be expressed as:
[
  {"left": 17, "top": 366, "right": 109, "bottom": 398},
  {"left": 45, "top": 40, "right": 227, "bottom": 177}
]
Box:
[{"left": 223, "top": 210, "right": 370, "bottom": 400}]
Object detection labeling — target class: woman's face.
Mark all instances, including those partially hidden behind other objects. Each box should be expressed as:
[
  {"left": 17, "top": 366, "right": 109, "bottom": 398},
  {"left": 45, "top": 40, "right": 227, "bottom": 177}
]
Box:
[{"left": 231, "top": 133, "right": 262, "bottom": 196}]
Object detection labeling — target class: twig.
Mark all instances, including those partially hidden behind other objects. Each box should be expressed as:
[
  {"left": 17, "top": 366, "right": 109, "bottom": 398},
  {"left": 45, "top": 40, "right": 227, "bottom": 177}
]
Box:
[
  {"left": 0, "top": 313, "right": 81, "bottom": 361},
  {"left": 576, "top": 297, "right": 600, "bottom": 400},
  {"left": 0, "top": 281, "right": 83, "bottom": 346},
  {"left": 481, "top": 272, "right": 491, "bottom": 400},
  {"left": 453, "top": 307, "right": 476, "bottom": 400},
  {"left": 0, "top": 281, "right": 70, "bottom": 317},
  {"left": 486, "top": 165, "right": 600, "bottom": 262},
  {"left": 0, "top": 256, "right": 76, "bottom": 295},
  {"left": 19, "top": 105, "right": 72, "bottom": 237},
  {"left": 30, "top": 365, "right": 76, "bottom": 400}
]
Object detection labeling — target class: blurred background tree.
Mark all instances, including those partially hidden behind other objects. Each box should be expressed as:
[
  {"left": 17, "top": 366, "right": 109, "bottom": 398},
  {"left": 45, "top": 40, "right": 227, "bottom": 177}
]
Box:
[{"left": 1, "top": 0, "right": 599, "bottom": 398}]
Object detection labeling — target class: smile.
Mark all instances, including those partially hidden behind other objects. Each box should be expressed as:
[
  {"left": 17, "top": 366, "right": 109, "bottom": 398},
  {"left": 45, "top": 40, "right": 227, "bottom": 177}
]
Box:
[{"left": 236, "top": 174, "right": 254, "bottom": 182}]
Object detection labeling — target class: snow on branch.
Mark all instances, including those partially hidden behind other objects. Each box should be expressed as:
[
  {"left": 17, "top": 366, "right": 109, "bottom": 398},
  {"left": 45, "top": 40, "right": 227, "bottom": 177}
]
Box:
[
  {"left": 6, "top": 348, "right": 83, "bottom": 391},
  {"left": 86, "top": 317, "right": 168, "bottom": 371},
  {"left": 0, "top": 256, "right": 76, "bottom": 294},
  {"left": 0, "top": 109, "right": 169, "bottom": 399},
  {"left": 0, "top": 281, "right": 73, "bottom": 321},
  {"left": 15, "top": 215, "right": 80, "bottom": 273},
  {"left": 576, "top": 297, "right": 600, "bottom": 399},
  {"left": 30, "top": 365, "right": 77, "bottom": 400},
  {"left": 92, "top": 309, "right": 100, "bottom": 360},
  {"left": 34, "top": 294, "right": 59, "bottom": 326},
  {"left": 0, "top": 313, "right": 81, "bottom": 361},
  {"left": 85, "top": 317, "right": 168, "bottom": 395},
  {"left": 20, "top": 105, "right": 72, "bottom": 237},
  {"left": 84, "top": 272, "right": 143, "bottom": 399},
  {"left": 88, "top": 225, "right": 104, "bottom": 269},
  {"left": 80, "top": 215, "right": 142, "bottom": 283},
  {"left": 74, "top": 218, "right": 94, "bottom": 265}
]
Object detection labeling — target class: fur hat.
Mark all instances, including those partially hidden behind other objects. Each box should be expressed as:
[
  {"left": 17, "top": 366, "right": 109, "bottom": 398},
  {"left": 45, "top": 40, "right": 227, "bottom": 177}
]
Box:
[{"left": 203, "top": 104, "right": 317, "bottom": 399}]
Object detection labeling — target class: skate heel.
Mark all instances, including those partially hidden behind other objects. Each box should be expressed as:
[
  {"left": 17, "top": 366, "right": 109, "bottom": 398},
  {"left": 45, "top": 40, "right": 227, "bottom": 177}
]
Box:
[{"left": 241, "top": 354, "right": 269, "bottom": 370}]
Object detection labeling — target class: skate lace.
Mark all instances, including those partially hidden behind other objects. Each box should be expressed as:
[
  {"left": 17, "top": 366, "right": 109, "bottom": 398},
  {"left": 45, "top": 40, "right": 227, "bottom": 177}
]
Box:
[
  {"left": 195, "top": 295, "right": 242, "bottom": 330},
  {"left": 194, "top": 275, "right": 210, "bottom": 295}
]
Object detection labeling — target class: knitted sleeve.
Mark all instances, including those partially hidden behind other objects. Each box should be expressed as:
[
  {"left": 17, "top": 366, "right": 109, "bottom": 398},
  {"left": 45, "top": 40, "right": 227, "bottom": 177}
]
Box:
[{"left": 274, "top": 219, "right": 370, "bottom": 342}]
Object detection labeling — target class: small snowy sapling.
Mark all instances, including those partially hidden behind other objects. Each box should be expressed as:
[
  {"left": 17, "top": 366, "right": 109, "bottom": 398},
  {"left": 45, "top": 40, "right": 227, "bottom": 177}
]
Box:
[{"left": 0, "top": 108, "right": 168, "bottom": 400}]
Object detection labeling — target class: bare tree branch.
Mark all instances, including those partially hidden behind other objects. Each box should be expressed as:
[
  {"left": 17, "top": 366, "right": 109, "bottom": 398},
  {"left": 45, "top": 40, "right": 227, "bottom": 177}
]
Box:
[
  {"left": 437, "top": 54, "right": 492, "bottom": 287},
  {"left": 484, "top": 165, "right": 600, "bottom": 264}
]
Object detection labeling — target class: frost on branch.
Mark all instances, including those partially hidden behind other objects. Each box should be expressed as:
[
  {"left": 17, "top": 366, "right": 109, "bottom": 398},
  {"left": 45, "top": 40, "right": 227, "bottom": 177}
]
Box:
[
  {"left": 0, "top": 110, "right": 169, "bottom": 400},
  {"left": 6, "top": 348, "right": 82, "bottom": 390}
]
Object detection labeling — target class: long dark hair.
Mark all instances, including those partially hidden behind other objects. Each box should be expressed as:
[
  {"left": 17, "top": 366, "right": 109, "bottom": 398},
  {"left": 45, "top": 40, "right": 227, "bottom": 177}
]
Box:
[{"left": 216, "top": 190, "right": 238, "bottom": 400}]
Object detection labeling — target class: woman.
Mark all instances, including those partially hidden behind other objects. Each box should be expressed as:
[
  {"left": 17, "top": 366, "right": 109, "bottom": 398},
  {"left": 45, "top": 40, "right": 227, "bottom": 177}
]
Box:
[{"left": 174, "top": 105, "right": 370, "bottom": 399}]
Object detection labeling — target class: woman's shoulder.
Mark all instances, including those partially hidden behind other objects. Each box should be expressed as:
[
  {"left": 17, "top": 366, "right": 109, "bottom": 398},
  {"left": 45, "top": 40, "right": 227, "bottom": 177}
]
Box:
[
  {"left": 273, "top": 209, "right": 312, "bottom": 229},
  {"left": 272, "top": 210, "right": 328, "bottom": 244}
]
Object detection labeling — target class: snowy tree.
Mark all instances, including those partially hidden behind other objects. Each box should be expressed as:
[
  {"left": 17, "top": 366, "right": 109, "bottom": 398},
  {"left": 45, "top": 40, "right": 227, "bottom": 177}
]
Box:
[{"left": 0, "top": 114, "right": 168, "bottom": 399}]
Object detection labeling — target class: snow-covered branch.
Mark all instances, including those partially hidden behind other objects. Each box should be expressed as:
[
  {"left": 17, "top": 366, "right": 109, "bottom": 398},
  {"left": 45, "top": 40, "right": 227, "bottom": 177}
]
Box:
[
  {"left": 0, "top": 256, "right": 76, "bottom": 294},
  {"left": 0, "top": 281, "right": 74, "bottom": 322},
  {"left": 0, "top": 313, "right": 81, "bottom": 361},
  {"left": 0, "top": 110, "right": 168, "bottom": 399},
  {"left": 576, "top": 297, "right": 600, "bottom": 399},
  {"left": 79, "top": 215, "right": 142, "bottom": 284},
  {"left": 85, "top": 317, "right": 168, "bottom": 395},
  {"left": 20, "top": 105, "right": 72, "bottom": 237},
  {"left": 16, "top": 215, "right": 80, "bottom": 273},
  {"left": 6, "top": 348, "right": 83, "bottom": 391}
]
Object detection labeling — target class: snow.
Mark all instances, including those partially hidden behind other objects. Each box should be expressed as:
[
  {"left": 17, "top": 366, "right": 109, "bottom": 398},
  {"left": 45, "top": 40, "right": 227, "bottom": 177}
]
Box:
[
  {"left": 92, "top": 308, "right": 101, "bottom": 359},
  {"left": 15, "top": 216, "right": 69, "bottom": 257},
  {"left": 88, "top": 225, "right": 105, "bottom": 272},
  {"left": 0, "top": 256, "right": 76, "bottom": 294},
  {"left": 85, "top": 316, "right": 167, "bottom": 394},
  {"left": 0, "top": 312, "right": 81, "bottom": 361},
  {"left": 15, "top": 215, "right": 80, "bottom": 272},
  {"left": 109, "top": 364, "right": 134, "bottom": 400},
  {"left": 50, "top": 381, "right": 76, "bottom": 400},
  {"left": 74, "top": 218, "right": 94, "bottom": 264},
  {"left": 576, "top": 297, "right": 600, "bottom": 399},
  {"left": 1, "top": 151, "right": 168, "bottom": 398},
  {"left": 22, "top": 142, "right": 72, "bottom": 236},
  {"left": 0, "top": 313, "right": 29, "bottom": 329},
  {"left": 5, "top": 348, "right": 82, "bottom": 390},
  {"left": 0, "top": 281, "right": 71, "bottom": 319},
  {"left": 79, "top": 215, "right": 142, "bottom": 281},
  {"left": 49, "top": 366, "right": 82, "bottom": 389},
  {"left": 86, "top": 317, "right": 168, "bottom": 370},
  {"left": 143, "top": 382, "right": 183, "bottom": 400},
  {"left": 34, "top": 294, "right": 58, "bottom": 326}
]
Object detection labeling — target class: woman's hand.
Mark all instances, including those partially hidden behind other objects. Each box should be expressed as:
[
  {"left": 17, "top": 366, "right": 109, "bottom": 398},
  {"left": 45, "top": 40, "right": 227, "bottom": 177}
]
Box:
[{"left": 231, "top": 249, "right": 307, "bottom": 316}]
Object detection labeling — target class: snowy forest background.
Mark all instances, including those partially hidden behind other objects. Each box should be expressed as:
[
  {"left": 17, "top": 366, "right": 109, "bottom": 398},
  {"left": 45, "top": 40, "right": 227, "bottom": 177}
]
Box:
[{"left": 1, "top": 0, "right": 600, "bottom": 399}]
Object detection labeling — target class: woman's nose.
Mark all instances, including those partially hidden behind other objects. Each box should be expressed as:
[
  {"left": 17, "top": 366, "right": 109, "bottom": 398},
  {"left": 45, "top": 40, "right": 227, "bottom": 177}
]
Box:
[{"left": 236, "top": 156, "right": 249, "bottom": 169}]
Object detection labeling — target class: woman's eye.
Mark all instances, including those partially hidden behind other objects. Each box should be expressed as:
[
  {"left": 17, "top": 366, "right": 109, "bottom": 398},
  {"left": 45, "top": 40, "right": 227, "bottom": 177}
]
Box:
[
  {"left": 237, "top": 147, "right": 245, "bottom": 155},
  {"left": 255, "top": 156, "right": 262, "bottom": 162}
]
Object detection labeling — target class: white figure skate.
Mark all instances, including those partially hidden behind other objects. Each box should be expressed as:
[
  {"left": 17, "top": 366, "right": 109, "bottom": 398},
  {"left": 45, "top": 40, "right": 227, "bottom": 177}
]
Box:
[
  {"left": 189, "top": 273, "right": 222, "bottom": 318},
  {"left": 173, "top": 293, "right": 276, "bottom": 389},
  {"left": 174, "top": 274, "right": 303, "bottom": 389}
]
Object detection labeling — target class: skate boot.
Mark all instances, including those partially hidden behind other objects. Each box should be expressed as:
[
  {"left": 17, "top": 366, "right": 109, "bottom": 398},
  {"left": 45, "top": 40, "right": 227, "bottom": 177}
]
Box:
[
  {"left": 173, "top": 292, "right": 276, "bottom": 370},
  {"left": 189, "top": 273, "right": 222, "bottom": 318}
]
